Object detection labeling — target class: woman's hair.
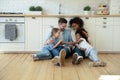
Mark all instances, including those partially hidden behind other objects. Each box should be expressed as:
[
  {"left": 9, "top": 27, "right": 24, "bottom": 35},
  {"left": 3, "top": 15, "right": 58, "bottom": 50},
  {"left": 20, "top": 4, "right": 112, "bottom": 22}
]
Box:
[
  {"left": 51, "top": 28, "right": 60, "bottom": 36},
  {"left": 69, "top": 17, "right": 84, "bottom": 28},
  {"left": 75, "top": 29, "right": 88, "bottom": 42},
  {"left": 58, "top": 18, "right": 67, "bottom": 24}
]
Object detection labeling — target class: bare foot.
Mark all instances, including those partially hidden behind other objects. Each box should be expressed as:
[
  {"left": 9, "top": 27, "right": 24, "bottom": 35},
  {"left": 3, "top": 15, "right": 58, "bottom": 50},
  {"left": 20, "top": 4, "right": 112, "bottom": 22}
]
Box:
[{"left": 31, "top": 54, "right": 39, "bottom": 61}]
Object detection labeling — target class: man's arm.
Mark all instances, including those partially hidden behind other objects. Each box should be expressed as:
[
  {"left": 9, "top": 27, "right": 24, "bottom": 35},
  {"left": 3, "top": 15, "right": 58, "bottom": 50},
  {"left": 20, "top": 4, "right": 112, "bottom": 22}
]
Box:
[
  {"left": 63, "top": 39, "right": 83, "bottom": 45},
  {"left": 53, "top": 39, "right": 63, "bottom": 48}
]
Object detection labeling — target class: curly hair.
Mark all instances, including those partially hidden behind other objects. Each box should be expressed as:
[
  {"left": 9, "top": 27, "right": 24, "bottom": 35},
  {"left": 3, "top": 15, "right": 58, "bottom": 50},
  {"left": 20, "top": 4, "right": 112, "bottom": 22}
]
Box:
[
  {"left": 75, "top": 28, "right": 88, "bottom": 42},
  {"left": 69, "top": 17, "right": 84, "bottom": 28}
]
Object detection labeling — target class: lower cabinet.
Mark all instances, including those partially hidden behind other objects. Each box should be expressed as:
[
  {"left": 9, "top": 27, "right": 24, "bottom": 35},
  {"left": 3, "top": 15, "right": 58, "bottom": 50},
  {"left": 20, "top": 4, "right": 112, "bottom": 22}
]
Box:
[
  {"left": 113, "top": 26, "right": 120, "bottom": 51},
  {"left": 25, "top": 17, "right": 43, "bottom": 51},
  {"left": 1, "top": 16, "right": 120, "bottom": 52},
  {"left": 96, "top": 26, "right": 113, "bottom": 51}
]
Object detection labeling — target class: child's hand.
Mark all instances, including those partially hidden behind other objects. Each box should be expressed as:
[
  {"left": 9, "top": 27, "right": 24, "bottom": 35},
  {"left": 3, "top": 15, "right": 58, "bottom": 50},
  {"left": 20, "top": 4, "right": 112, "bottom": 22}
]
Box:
[
  {"left": 59, "top": 39, "right": 65, "bottom": 45},
  {"left": 80, "top": 48, "right": 86, "bottom": 52},
  {"left": 46, "top": 39, "right": 54, "bottom": 44}
]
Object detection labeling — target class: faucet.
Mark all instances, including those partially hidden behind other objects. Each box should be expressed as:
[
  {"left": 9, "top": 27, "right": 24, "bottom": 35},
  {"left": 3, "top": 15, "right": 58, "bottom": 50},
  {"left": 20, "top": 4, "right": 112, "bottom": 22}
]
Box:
[{"left": 59, "top": 3, "right": 62, "bottom": 15}]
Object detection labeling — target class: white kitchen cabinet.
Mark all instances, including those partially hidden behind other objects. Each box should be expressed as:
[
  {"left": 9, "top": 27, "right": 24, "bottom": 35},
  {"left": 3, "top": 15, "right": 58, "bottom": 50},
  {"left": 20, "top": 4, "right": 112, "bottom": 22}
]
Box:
[
  {"left": 95, "top": 17, "right": 113, "bottom": 25},
  {"left": 82, "top": 17, "right": 96, "bottom": 47},
  {"left": 113, "top": 18, "right": 120, "bottom": 51},
  {"left": 96, "top": 26, "right": 113, "bottom": 51},
  {"left": 25, "top": 17, "right": 43, "bottom": 51},
  {"left": 95, "top": 17, "right": 114, "bottom": 51},
  {"left": 110, "top": 0, "right": 120, "bottom": 14},
  {"left": 113, "top": 26, "right": 120, "bottom": 51}
]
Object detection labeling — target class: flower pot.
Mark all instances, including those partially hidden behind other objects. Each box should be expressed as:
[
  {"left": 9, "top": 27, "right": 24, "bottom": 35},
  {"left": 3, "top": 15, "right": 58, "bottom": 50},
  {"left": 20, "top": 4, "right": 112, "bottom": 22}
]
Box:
[
  {"left": 27, "top": 11, "right": 42, "bottom": 15},
  {"left": 84, "top": 11, "right": 91, "bottom": 15}
]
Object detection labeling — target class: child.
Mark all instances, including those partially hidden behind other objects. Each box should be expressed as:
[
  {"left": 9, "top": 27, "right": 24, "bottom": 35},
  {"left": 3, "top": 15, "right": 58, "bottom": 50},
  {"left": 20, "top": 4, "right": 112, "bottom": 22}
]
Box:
[
  {"left": 72, "top": 30, "right": 106, "bottom": 67},
  {"left": 32, "top": 28, "right": 66, "bottom": 66}
]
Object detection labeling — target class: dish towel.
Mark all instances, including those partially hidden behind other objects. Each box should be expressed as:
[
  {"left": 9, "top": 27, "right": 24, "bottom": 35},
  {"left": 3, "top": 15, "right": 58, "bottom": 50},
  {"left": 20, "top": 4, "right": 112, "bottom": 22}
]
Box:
[{"left": 5, "top": 24, "right": 17, "bottom": 41}]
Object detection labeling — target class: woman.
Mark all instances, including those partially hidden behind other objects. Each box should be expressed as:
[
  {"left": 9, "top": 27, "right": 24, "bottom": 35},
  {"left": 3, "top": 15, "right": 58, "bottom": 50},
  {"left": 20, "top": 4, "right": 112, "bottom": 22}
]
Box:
[{"left": 69, "top": 17, "right": 91, "bottom": 64}]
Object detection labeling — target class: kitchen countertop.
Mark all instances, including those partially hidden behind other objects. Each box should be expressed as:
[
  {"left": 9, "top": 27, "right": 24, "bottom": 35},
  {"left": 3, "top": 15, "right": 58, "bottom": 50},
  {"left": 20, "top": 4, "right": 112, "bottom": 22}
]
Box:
[{"left": 0, "top": 14, "right": 120, "bottom": 17}]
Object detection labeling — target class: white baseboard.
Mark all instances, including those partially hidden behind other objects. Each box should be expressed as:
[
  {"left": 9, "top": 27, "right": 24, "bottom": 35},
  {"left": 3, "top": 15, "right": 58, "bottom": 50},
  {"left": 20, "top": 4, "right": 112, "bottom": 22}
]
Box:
[{"left": 98, "top": 51, "right": 120, "bottom": 53}]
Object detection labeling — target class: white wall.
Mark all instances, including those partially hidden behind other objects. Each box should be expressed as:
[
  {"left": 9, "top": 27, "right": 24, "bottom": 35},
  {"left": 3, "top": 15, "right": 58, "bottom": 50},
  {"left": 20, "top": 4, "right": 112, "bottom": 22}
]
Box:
[{"left": 0, "top": 0, "right": 109, "bottom": 15}]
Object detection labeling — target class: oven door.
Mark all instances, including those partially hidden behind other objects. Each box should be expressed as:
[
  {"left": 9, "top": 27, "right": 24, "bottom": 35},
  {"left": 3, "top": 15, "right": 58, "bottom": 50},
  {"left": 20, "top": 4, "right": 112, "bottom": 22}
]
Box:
[{"left": 0, "top": 23, "right": 24, "bottom": 43}]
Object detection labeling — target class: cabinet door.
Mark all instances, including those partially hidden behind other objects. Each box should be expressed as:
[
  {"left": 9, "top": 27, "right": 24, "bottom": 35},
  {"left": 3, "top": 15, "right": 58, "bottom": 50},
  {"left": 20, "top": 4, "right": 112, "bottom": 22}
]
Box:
[
  {"left": 25, "top": 17, "right": 43, "bottom": 51},
  {"left": 96, "top": 26, "right": 113, "bottom": 51},
  {"left": 82, "top": 17, "right": 96, "bottom": 47},
  {"left": 113, "top": 18, "right": 120, "bottom": 51},
  {"left": 113, "top": 26, "right": 120, "bottom": 51}
]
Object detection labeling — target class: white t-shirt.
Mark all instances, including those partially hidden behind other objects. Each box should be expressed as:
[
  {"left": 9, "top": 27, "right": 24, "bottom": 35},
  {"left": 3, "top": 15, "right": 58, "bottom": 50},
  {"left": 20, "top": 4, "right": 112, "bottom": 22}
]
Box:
[
  {"left": 78, "top": 38, "right": 93, "bottom": 56},
  {"left": 71, "top": 29, "right": 76, "bottom": 42}
]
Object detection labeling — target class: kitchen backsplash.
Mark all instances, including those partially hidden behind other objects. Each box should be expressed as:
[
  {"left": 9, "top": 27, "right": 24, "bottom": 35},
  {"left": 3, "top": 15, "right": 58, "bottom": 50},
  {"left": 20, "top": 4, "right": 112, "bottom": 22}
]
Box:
[{"left": 0, "top": 0, "right": 109, "bottom": 15}]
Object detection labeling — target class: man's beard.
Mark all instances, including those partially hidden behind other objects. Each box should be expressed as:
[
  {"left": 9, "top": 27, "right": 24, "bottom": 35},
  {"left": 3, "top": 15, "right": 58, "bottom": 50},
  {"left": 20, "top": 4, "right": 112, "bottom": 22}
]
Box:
[{"left": 60, "top": 28, "right": 65, "bottom": 31}]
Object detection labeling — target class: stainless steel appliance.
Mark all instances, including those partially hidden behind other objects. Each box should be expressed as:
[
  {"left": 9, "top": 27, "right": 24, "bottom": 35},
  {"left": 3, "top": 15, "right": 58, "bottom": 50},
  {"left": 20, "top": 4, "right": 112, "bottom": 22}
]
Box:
[{"left": 0, "top": 17, "right": 25, "bottom": 43}]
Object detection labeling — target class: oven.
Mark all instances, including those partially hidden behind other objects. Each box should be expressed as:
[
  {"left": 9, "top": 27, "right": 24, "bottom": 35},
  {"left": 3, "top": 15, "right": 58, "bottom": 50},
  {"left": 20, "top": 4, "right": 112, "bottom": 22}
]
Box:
[{"left": 0, "top": 17, "right": 25, "bottom": 43}]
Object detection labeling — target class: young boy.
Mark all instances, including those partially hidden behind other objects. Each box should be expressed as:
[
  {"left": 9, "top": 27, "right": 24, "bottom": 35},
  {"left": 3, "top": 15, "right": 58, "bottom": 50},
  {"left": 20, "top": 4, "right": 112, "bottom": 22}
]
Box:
[
  {"left": 32, "top": 28, "right": 66, "bottom": 66},
  {"left": 72, "top": 30, "right": 106, "bottom": 67}
]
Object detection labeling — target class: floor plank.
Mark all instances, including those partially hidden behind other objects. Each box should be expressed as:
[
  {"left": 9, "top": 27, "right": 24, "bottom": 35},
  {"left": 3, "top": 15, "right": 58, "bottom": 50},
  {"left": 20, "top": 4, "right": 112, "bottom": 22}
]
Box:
[{"left": 0, "top": 53, "right": 120, "bottom": 80}]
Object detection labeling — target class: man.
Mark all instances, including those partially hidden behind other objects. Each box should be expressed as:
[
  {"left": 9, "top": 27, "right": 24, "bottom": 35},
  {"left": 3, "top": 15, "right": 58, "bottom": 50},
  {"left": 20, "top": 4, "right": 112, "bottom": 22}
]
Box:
[{"left": 46, "top": 18, "right": 73, "bottom": 66}]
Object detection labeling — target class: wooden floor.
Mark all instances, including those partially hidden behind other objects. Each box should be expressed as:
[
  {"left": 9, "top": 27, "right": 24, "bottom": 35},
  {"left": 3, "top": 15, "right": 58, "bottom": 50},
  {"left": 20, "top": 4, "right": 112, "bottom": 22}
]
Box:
[{"left": 0, "top": 53, "right": 120, "bottom": 80}]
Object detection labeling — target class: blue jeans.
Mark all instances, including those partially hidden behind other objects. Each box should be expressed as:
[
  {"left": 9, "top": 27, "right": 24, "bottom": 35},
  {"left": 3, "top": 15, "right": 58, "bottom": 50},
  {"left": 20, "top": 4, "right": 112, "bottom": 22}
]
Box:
[
  {"left": 35, "top": 47, "right": 52, "bottom": 60},
  {"left": 51, "top": 46, "right": 70, "bottom": 58},
  {"left": 73, "top": 47, "right": 85, "bottom": 58},
  {"left": 88, "top": 48, "right": 100, "bottom": 62}
]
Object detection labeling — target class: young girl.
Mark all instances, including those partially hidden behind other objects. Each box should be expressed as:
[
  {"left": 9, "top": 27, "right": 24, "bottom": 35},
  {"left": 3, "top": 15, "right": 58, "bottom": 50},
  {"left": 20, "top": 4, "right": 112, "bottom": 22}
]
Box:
[
  {"left": 72, "top": 30, "right": 106, "bottom": 67},
  {"left": 32, "top": 28, "right": 66, "bottom": 66}
]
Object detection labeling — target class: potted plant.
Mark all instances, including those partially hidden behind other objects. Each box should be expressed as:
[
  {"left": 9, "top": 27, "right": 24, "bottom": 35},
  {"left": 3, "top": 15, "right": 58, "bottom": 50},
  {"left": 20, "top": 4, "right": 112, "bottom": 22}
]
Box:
[
  {"left": 83, "top": 6, "right": 91, "bottom": 15},
  {"left": 28, "top": 6, "right": 43, "bottom": 15}
]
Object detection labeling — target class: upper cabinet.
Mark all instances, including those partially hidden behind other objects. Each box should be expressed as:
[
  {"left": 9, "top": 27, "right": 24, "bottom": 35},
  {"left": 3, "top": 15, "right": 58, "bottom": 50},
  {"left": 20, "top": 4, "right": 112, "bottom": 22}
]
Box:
[{"left": 110, "top": 0, "right": 120, "bottom": 15}]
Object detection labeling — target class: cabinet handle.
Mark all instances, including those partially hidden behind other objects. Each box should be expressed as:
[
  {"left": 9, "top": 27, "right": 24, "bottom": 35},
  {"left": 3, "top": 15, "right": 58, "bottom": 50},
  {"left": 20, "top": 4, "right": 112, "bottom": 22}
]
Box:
[
  {"left": 103, "top": 22, "right": 107, "bottom": 24},
  {"left": 103, "top": 26, "right": 107, "bottom": 28},
  {"left": 32, "top": 17, "right": 36, "bottom": 19},
  {"left": 5, "top": 19, "right": 8, "bottom": 22},
  {"left": 85, "top": 17, "right": 89, "bottom": 19},
  {"left": 50, "top": 25, "right": 54, "bottom": 28},
  {"left": 103, "top": 17, "right": 107, "bottom": 19}
]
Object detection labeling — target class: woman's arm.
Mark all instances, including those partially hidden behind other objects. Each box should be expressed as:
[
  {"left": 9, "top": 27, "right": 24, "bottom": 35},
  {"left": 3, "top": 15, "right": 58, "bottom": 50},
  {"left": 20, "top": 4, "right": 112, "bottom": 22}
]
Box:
[
  {"left": 62, "top": 41, "right": 78, "bottom": 45},
  {"left": 62, "top": 39, "right": 83, "bottom": 45}
]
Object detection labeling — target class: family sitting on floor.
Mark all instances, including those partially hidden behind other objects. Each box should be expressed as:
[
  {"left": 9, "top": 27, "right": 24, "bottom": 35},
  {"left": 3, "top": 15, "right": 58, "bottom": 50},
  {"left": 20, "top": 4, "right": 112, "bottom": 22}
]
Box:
[{"left": 31, "top": 17, "right": 107, "bottom": 67}]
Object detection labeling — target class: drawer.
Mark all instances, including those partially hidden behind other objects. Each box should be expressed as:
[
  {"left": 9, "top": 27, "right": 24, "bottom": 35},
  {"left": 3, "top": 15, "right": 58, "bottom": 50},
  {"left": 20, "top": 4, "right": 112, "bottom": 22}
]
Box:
[
  {"left": 96, "top": 17, "right": 114, "bottom": 25},
  {"left": 96, "top": 25, "right": 113, "bottom": 30}
]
